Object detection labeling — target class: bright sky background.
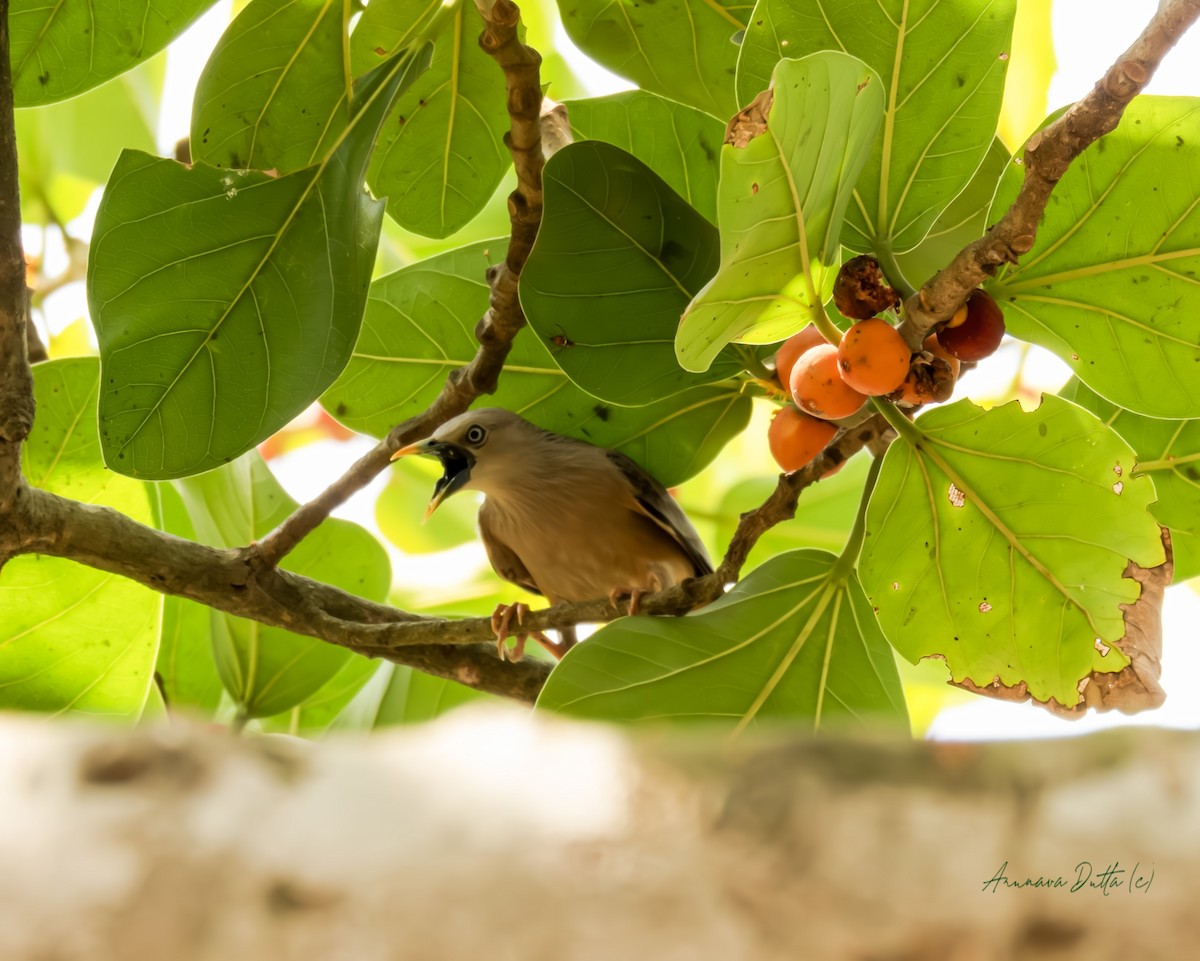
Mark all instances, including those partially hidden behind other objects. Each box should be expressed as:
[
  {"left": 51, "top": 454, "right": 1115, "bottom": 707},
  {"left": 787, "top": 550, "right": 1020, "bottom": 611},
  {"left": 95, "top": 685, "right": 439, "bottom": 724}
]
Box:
[{"left": 32, "top": 0, "right": 1200, "bottom": 739}]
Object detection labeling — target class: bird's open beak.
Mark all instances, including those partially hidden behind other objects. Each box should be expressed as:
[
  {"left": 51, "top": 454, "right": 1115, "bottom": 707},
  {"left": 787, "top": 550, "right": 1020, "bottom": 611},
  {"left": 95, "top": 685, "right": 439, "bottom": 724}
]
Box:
[{"left": 390, "top": 439, "right": 475, "bottom": 521}]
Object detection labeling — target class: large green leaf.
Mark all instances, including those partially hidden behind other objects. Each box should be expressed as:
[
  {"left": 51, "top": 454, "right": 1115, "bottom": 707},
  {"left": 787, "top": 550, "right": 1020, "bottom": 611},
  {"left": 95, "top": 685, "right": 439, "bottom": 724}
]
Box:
[
  {"left": 521, "top": 141, "right": 742, "bottom": 404},
  {"left": 860, "top": 397, "right": 1166, "bottom": 708},
  {"left": 9, "top": 0, "right": 215, "bottom": 106},
  {"left": 738, "top": 0, "right": 1015, "bottom": 254},
  {"left": 537, "top": 549, "right": 908, "bottom": 731},
  {"left": 988, "top": 97, "right": 1200, "bottom": 419},
  {"left": 677, "top": 53, "right": 884, "bottom": 371},
  {"left": 148, "top": 482, "right": 223, "bottom": 714},
  {"left": 16, "top": 53, "right": 163, "bottom": 224},
  {"left": 567, "top": 90, "right": 725, "bottom": 223},
  {"left": 0, "top": 359, "right": 161, "bottom": 718},
  {"left": 558, "top": 0, "right": 747, "bottom": 119},
  {"left": 174, "top": 452, "right": 391, "bottom": 718},
  {"left": 1062, "top": 378, "right": 1200, "bottom": 582},
  {"left": 892, "top": 137, "right": 1010, "bottom": 291},
  {"left": 191, "top": 0, "right": 351, "bottom": 174},
  {"left": 323, "top": 240, "right": 752, "bottom": 487},
  {"left": 88, "top": 47, "right": 432, "bottom": 480},
  {"left": 357, "top": 0, "right": 512, "bottom": 237}
]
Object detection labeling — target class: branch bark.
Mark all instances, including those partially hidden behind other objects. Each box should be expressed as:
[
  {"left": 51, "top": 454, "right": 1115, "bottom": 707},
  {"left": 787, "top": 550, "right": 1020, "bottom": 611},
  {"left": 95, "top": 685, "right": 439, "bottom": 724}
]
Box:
[
  {"left": 897, "top": 0, "right": 1200, "bottom": 348},
  {"left": 0, "top": 1, "right": 36, "bottom": 516}
]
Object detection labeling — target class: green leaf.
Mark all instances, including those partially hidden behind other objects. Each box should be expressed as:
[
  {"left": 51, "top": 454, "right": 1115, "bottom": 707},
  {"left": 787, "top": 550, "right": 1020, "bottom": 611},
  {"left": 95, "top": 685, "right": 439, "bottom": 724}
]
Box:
[
  {"left": 988, "top": 97, "right": 1200, "bottom": 419},
  {"left": 558, "top": 0, "right": 746, "bottom": 119},
  {"left": 9, "top": 0, "right": 215, "bottom": 106},
  {"left": 88, "top": 47, "right": 432, "bottom": 479},
  {"left": 892, "top": 137, "right": 1010, "bottom": 291},
  {"left": 1061, "top": 378, "right": 1200, "bottom": 580},
  {"left": 567, "top": 90, "right": 725, "bottom": 223},
  {"left": 738, "top": 0, "right": 1015, "bottom": 254},
  {"left": 537, "top": 549, "right": 908, "bottom": 731},
  {"left": 261, "top": 655, "right": 384, "bottom": 736},
  {"left": 348, "top": 0, "right": 442, "bottom": 72},
  {"left": 323, "top": 239, "right": 752, "bottom": 487},
  {"left": 677, "top": 53, "right": 884, "bottom": 371},
  {"left": 148, "top": 482, "right": 223, "bottom": 714},
  {"left": 174, "top": 453, "right": 391, "bottom": 718},
  {"left": 333, "top": 661, "right": 485, "bottom": 729},
  {"left": 521, "top": 141, "right": 739, "bottom": 404},
  {"left": 16, "top": 53, "right": 164, "bottom": 224},
  {"left": 0, "top": 359, "right": 161, "bottom": 718},
  {"left": 360, "top": 0, "right": 513, "bottom": 237},
  {"left": 191, "top": 0, "right": 351, "bottom": 174},
  {"left": 860, "top": 397, "right": 1166, "bottom": 708}
]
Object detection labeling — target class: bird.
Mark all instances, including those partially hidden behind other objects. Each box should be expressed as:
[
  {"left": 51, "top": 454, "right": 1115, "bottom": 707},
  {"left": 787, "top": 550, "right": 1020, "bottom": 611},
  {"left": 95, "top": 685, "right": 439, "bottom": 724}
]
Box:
[{"left": 391, "top": 408, "right": 713, "bottom": 661}]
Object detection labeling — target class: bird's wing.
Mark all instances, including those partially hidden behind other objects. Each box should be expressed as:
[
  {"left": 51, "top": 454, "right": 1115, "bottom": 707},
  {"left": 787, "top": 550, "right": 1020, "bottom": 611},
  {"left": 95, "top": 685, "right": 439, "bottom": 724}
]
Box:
[
  {"left": 605, "top": 450, "right": 714, "bottom": 577},
  {"left": 478, "top": 501, "right": 543, "bottom": 596}
]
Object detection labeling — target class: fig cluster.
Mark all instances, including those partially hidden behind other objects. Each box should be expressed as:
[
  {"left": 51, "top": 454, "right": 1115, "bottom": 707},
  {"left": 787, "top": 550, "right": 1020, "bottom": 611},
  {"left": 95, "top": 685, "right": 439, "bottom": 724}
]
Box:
[{"left": 764, "top": 270, "right": 1006, "bottom": 474}]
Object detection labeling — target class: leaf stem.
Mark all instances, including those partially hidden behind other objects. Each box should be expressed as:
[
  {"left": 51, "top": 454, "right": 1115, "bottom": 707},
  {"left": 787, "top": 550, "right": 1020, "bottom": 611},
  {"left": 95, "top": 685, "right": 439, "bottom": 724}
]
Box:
[
  {"left": 832, "top": 452, "right": 883, "bottom": 579},
  {"left": 873, "top": 242, "right": 916, "bottom": 300}
]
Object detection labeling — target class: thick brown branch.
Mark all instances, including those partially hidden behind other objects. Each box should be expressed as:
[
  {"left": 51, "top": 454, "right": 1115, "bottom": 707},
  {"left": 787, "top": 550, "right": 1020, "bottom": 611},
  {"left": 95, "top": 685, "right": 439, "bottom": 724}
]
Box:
[
  {"left": 252, "top": 0, "right": 544, "bottom": 569},
  {"left": 898, "top": 0, "right": 1200, "bottom": 347},
  {"left": 3, "top": 486, "right": 549, "bottom": 703},
  {"left": 0, "top": 2, "right": 36, "bottom": 514}
]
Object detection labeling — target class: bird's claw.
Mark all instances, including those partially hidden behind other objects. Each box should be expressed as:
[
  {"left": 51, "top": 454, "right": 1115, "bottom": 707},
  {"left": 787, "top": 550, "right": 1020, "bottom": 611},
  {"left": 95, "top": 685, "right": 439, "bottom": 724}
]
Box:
[
  {"left": 491, "top": 602, "right": 555, "bottom": 662},
  {"left": 608, "top": 588, "right": 645, "bottom": 617}
]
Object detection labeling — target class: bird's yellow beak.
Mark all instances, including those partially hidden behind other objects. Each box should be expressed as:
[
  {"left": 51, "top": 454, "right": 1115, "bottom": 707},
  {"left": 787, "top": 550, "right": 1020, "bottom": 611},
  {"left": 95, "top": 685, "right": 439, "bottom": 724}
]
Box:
[
  {"left": 389, "top": 437, "right": 473, "bottom": 522},
  {"left": 390, "top": 438, "right": 435, "bottom": 461}
]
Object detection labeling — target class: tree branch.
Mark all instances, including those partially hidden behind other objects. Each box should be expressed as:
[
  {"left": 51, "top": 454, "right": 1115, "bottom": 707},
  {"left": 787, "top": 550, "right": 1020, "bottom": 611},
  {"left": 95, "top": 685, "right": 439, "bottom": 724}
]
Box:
[
  {"left": 251, "top": 0, "right": 545, "bottom": 570},
  {"left": 3, "top": 486, "right": 550, "bottom": 702},
  {"left": 897, "top": 0, "right": 1200, "bottom": 348},
  {"left": 0, "top": 1, "right": 36, "bottom": 515}
]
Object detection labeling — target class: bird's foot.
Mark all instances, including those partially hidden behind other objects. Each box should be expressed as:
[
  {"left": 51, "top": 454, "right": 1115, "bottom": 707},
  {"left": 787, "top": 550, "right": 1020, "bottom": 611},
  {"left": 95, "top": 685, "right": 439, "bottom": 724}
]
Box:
[
  {"left": 490, "top": 602, "right": 557, "bottom": 662},
  {"left": 608, "top": 587, "right": 646, "bottom": 617}
]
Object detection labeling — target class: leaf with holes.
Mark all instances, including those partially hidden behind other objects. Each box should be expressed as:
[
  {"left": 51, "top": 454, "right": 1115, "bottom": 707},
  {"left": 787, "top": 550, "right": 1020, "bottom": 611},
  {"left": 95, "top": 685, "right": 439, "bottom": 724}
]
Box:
[
  {"left": 174, "top": 452, "right": 391, "bottom": 719},
  {"left": 737, "top": 0, "right": 1015, "bottom": 254},
  {"left": 677, "top": 53, "right": 883, "bottom": 371},
  {"left": 191, "top": 0, "right": 351, "bottom": 174},
  {"left": 323, "top": 239, "right": 751, "bottom": 487},
  {"left": 356, "top": 0, "right": 512, "bottom": 237},
  {"left": 537, "top": 549, "right": 908, "bottom": 731},
  {"left": 568, "top": 90, "right": 725, "bottom": 222},
  {"left": 1062, "top": 378, "right": 1200, "bottom": 581},
  {"left": 0, "top": 359, "right": 161, "bottom": 719},
  {"left": 860, "top": 397, "right": 1165, "bottom": 709},
  {"left": 9, "top": 0, "right": 214, "bottom": 106},
  {"left": 988, "top": 97, "right": 1200, "bottom": 419},
  {"left": 559, "top": 0, "right": 747, "bottom": 119},
  {"left": 88, "top": 46, "right": 431, "bottom": 479}
]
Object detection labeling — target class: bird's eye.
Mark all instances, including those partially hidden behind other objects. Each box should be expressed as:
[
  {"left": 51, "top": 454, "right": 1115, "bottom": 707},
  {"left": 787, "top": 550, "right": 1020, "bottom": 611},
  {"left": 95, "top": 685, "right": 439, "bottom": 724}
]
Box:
[{"left": 465, "top": 425, "right": 487, "bottom": 445}]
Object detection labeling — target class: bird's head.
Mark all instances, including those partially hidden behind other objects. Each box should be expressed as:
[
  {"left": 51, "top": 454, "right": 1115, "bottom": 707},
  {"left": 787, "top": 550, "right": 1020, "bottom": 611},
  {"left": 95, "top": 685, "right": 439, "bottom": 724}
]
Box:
[{"left": 390, "top": 408, "right": 535, "bottom": 519}]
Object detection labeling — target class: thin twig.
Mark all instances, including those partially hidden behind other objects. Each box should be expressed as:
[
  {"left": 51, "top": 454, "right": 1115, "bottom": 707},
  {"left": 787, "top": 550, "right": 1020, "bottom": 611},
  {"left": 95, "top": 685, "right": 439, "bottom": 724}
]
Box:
[
  {"left": 252, "top": 0, "right": 544, "bottom": 570},
  {"left": 897, "top": 0, "right": 1200, "bottom": 348}
]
